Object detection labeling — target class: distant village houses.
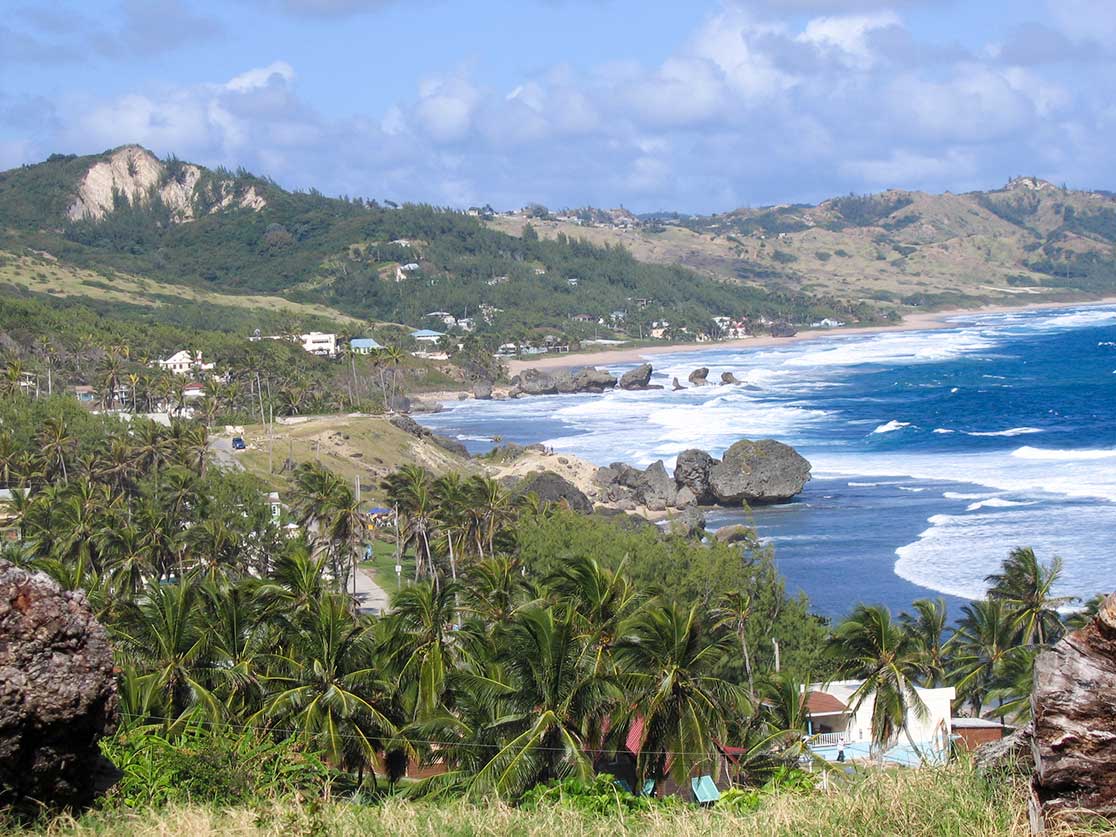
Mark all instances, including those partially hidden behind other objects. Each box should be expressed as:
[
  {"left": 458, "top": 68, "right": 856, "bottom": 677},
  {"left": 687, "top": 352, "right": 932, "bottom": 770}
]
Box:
[{"left": 156, "top": 350, "right": 215, "bottom": 377}]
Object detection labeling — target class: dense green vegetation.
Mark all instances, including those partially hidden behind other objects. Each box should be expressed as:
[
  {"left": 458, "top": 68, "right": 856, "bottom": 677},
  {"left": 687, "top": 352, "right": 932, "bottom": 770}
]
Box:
[
  {"left": 0, "top": 388, "right": 1088, "bottom": 819},
  {"left": 0, "top": 149, "right": 853, "bottom": 342}
]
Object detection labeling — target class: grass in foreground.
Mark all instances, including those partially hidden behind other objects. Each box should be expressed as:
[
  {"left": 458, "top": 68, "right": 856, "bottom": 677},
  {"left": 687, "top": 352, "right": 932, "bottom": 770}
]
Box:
[{"left": 8, "top": 762, "right": 1076, "bottom": 837}]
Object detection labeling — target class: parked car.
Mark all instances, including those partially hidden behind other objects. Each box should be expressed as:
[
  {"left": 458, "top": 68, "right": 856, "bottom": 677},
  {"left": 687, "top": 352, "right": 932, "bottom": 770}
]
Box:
[{"left": 231, "top": 437, "right": 246, "bottom": 451}]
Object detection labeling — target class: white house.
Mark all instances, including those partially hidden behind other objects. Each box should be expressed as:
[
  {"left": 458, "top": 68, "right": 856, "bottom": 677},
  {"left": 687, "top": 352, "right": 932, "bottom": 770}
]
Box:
[
  {"left": 349, "top": 337, "right": 383, "bottom": 355},
  {"left": 804, "top": 680, "right": 956, "bottom": 766},
  {"left": 410, "top": 328, "right": 444, "bottom": 345},
  {"left": 299, "top": 332, "right": 337, "bottom": 357},
  {"left": 157, "top": 350, "right": 215, "bottom": 377}
]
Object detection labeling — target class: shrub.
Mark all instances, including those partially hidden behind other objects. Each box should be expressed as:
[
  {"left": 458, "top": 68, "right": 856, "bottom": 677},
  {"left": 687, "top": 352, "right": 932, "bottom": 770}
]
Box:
[{"left": 99, "top": 723, "right": 333, "bottom": 808}]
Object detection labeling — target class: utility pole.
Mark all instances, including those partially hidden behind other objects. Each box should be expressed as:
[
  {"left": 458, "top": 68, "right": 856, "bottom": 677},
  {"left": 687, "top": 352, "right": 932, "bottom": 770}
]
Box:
[{"left": 353, "top": 474, "right": 361, "bottom": 599}]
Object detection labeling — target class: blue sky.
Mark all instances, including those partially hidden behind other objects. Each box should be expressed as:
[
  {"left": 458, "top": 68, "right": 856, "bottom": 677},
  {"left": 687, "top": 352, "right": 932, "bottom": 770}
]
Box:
[{"left": 2, "top": 0, "right": 1115, "bottom": 212}]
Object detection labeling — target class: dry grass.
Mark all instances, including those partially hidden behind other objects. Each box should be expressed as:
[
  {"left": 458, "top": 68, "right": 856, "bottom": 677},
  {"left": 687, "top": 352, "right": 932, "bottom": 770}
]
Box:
[
  {"left": 12, "top": 763, "right": 1093, "bottom": 837},
  {"left": 231, "top": 414, "right": 476, "bottom": 495},
  {"left": 0, "top": 250, "right": 362, "bottom": 326}
]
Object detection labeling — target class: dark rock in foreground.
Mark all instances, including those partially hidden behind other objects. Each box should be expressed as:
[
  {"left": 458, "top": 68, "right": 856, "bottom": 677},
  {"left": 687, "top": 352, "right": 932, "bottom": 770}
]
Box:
[
  {"left": 672, "top": 377, "right": 686, "bottom": 391},
  {"left": 721, "top": 371, "right": 741, "bottom": 385},
  {"left": 674, "top": 449, "right": 717, "bottom": 504},
  {"left": 472, "top": 381, "right": 493, "bottom": 400},
  {"left": 514, "top": 471, "right": 592, "bottom": 513},
  {"left": 1032, "top": 592, "right": 1116, "bottom": 819},
  {"left": 0, "top": 560, "right": 120, "bottom": 810}
]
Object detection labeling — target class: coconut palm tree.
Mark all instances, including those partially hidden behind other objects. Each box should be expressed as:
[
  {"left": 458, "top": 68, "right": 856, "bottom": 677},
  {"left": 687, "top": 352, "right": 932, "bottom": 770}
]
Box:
[
  {"left": 114, "top": 576, "right": 223, "bottom": 721},
  {"left": 382, "top": 579, "right": 464, "bottom": 719},
  {"left": 614, "top": 601, "right": 744, "bottom": 787},
  {"left": 899, "top": 597, "right": 949, "bottom": 687},
  {"left": 712, "top": 590, "right": 759, "bottom": 700},
  {"left": 985, "top": 547, "right": 1073, "bottom": 646},
  {"left": 829, "top": 604, "right": 930, "bottom": 762},
  {"left": 948, "top": 598, "right": 1030, "bottom": 717},
  {"left": 255, "top": 594, "right": 400, "bottom": 777},
  {"left": 383, "top": 465, "right": 439, "bottom": 583},
  {"left": 470, "top": 604, "right": 617, "bottom": 797},
  {"left": 38, "top": 415, "right": 76, "bottom": 483}
]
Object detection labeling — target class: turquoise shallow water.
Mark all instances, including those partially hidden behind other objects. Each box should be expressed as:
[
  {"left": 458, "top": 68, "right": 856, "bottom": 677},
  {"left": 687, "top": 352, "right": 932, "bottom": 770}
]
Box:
[{"left": 419, "top": 304, "right": 1116, "bottom": 620}]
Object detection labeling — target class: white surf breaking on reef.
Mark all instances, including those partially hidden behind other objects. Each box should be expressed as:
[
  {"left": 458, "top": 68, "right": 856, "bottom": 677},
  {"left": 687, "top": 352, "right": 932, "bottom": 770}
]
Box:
[{"left": 422, "top": 303, "right": 1116, "bottom": 606}]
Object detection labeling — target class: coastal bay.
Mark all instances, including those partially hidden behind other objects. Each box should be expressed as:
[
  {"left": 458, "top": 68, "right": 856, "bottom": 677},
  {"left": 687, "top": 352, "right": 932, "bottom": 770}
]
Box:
[{"left": 421, "top": 301, "right": 1116, "bottom": 619}]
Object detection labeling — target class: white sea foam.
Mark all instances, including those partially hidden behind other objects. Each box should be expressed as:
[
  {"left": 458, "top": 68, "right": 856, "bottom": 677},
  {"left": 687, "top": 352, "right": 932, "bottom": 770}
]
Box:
[
  {"left": 933, "top": 428, "right": 955, "bottom": 434},
  {"left": 1011, "top": 446, "right": 1116, "bottom": 461},
  {"left": 965, "top": 498, "right": 1038, "bottom": 511},
  {"left": 847, "top": 480, "right": 904, "bottom": 487},
  {"left": 963, "top": 427, "right": 1043, "bottom": 437},
  {"left": 872, "top": 420, "right": 910, "bottom": 434},
  {"left": 943, "top": 491, "right": 998, "bottom": 501},
  {"left": 895, "top": 502, "right": 1116, "bottom": 602}
]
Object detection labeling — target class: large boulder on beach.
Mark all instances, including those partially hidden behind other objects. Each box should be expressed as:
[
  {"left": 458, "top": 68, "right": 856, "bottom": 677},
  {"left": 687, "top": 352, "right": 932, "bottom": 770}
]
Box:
[
  {"left": 515, "top": 471, "right": 593, "bottom": 513},
  {"left": 619, "top": 363, "right": 654, "bottom": 390},
  {"left": 688, "top": 367, "right": 710, "bottom": 386},
  {"left": 1031, "top": 592, "right": 1116, "bottom": 818},
  {"left": 714, "top": 524, "right": 755, "bottom": 545},
  {"left": 0, "top": 560, "right": 120, "bottom": 810},
  {"left": 610, "top": 461, "right": 678, "bottom": 511},
  {"left": 708, "top": 439, "right": 811, "bottom": 505},
  {"left": 673, "top": 448, "right": 717, "bottom": 504},
  {"left": 669, "top": 506, "right": 707, "bottom": 539},
  {"left": 721, "top": 371, "right": 742, "bottom": 385},
  {"left": 472, "top": 381, "right": 493, "bottom": 400},
  {"left": 509, "top": 367, "right": 617, "bottom": 397}
]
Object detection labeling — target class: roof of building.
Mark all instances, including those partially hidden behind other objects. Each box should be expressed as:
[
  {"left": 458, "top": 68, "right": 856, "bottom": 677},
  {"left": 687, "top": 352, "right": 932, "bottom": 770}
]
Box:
[
  {"left": 805, "top": 691, "right": 848, "bottom": 715},
  {"left": 951, "top": 717, "right": 1011, "bottom": 729},
  {"left": 410, "top": 329, "right": 444, "bottom": 338},
  {"left": 350, "top": 337, "right": 383, "bottom": 349}
]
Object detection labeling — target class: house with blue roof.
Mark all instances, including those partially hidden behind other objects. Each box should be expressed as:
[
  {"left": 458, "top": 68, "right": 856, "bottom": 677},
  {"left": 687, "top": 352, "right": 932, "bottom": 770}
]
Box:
[
  {"left": 349, "top": 337, "right": 383, "bottom": 354},
  {"left": 410, "top": 329, "right": 444, "bottom": 344}
]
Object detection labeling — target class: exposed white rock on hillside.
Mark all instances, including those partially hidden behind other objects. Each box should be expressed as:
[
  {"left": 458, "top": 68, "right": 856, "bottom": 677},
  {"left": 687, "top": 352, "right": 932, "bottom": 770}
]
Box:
[{"left": 66, "top": 145, "right": 266, "bottom": 222}]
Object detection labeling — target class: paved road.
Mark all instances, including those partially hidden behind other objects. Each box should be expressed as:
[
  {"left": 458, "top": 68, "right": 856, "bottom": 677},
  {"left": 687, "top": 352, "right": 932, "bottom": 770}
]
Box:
[
  {"left": 353, "top": 566, "right": 392, "bottom": 614},
  {"left": 209, "top": 435, "right": 244, "bottom": 471}
]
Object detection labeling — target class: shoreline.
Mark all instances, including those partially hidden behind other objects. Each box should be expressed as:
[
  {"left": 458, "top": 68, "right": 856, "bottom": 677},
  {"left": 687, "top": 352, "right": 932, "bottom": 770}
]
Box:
[{"left": 506, "top": 295, "right": 1116, "bottom": 373}]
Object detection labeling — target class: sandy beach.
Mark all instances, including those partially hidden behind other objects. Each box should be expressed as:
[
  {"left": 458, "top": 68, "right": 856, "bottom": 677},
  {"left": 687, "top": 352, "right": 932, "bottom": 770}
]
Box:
[{"left": 506, "top": 296, "right": 1116, "bottom": 374}]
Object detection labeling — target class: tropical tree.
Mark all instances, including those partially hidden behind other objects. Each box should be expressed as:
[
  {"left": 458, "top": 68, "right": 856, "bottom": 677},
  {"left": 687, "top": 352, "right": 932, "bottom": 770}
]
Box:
[
  {"left": 614, "top": 602, "right": 744, "bottom": 787},
  {"left": 470, "top": 604, "right": 617, "bottom": 797},
  {"left": 829, "top": 604, "right": 930, "bottom": 762},
  {"left": 899, "top": 598, "right": 949, "bottom": 687},
  {"left": 985, "top": 547, "right": 1073, "bottom": 646}
]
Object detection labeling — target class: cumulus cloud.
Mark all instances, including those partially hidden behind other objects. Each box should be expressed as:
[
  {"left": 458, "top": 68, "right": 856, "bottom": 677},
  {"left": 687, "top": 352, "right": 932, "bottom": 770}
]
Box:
[{"left": 7, "top": 2, "right": 1116, "bottom": 211}]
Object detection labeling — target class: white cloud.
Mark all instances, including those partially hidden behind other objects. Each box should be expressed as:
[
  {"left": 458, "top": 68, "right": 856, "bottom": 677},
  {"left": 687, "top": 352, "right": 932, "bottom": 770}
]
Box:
[
  {"left": 840, "top": 148, "right": 977, "bottom": 187},
  {"left": 225, "top": 61, "right": 295, "bottom": 93},
  {"left": 797, "top": 12, "right": 900, "bottom": 68}
]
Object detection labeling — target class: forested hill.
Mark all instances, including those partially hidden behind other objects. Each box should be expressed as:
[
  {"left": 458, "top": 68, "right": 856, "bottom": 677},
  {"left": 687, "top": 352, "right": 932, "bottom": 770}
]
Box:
[{"left": 0, "top": 145, "right": 862, "bottom": 341}]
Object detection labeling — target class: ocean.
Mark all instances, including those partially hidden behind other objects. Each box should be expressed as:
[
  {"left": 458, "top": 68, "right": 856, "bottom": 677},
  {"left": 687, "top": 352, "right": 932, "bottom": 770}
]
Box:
[{"left": 417, "top": 304, "right": 1116, "bottom": 620}]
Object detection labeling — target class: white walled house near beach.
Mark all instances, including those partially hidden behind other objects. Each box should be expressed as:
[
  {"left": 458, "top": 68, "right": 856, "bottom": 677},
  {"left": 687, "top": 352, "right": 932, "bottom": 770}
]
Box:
[{"left": 803, "top": 680, "right": 956, "bottom": 766}]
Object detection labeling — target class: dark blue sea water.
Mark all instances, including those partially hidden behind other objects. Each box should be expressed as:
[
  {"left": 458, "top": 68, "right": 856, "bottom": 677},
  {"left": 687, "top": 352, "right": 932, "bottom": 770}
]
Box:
[{"left": 419, "top": 305, "right": 1116, "bottom": 620}]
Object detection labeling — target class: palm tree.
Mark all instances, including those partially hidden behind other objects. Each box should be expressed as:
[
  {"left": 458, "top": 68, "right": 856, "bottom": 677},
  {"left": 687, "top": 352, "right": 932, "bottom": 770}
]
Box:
[
  {"left": 829, "top": 604, "right": 930, "bottom": 762},
  {"left": 38, "top": 415, "right": 76, "bottom": 483},
  {"left": 255, "top": 594, "right": 400, "bottom": 776},
  {"left": 899, "top": 598, "right": 949, "bottom": 687},
  {"left": 382, "top": 580, "right": 464, "bottom": 719},
  {"left": 383, "top": 465, "right": 438, "bottom": 582},
  {"left": 470, "top": 604, "right": 616, "bottom": 797},
  {"left": 114, "top": 576, "right": 222, "bottom": 721},
  {"left": 614, "top": 602, "right": 744, "bottom": 787},
  {"left": 466, "top": 476, "right": 515, "bottom": 559},
  {"left": 98, "top": 351, "right": 124, "bottom": 410},
  {"left": 546, "top": 555, "right": 638, "bottom": 673},
  {"left": 985, "top": 547, "right": 1073, "bottom": 646},
  {"left": 712, "top": 591, "right": 758, "bottom": 700},
  {"left": 948, "top": 598, "right": 1030, "bottom": 717}
]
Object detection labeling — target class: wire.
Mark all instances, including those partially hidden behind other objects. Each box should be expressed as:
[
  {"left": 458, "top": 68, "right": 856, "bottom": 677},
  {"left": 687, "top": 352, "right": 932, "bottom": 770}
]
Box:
[{"left": 115, "top": 710, "right": 767, "bottom": 759}]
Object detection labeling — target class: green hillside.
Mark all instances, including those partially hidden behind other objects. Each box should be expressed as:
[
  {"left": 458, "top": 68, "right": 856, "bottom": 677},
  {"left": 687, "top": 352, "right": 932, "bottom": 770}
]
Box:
[{"left": 0, "top": 146, "right": 859, "bottom": 342}]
